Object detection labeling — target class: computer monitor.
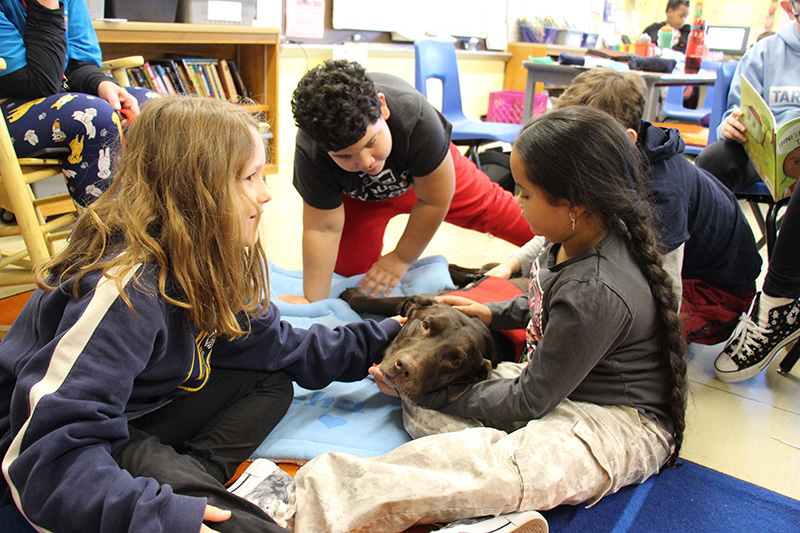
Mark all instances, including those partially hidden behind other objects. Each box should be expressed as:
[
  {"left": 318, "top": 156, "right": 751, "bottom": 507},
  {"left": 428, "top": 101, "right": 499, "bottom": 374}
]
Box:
[{"left": 706, "top": 25, "right": 751, "bottom": 57}]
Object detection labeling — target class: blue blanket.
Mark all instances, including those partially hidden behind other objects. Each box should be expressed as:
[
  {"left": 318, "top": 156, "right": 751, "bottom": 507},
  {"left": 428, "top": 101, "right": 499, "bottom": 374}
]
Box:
[
  {"left": 255, "top": 256, "right": 456, "bottom": 462},
  {"left": 267, "top": 255, "right": 455, "bottom": 328}
]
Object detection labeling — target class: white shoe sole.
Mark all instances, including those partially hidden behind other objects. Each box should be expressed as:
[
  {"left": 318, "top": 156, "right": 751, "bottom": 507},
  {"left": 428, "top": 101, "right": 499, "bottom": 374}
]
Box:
[{"left": 436, "top": 511, "right": 548, "bottom": 533}]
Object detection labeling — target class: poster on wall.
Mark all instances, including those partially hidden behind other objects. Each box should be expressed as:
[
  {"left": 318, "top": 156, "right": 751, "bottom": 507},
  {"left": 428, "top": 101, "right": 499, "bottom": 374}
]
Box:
[
  {"left": 604, "top": 0, "right": 615, "bottom": 23},
  {"left": 285, "top": 0, "right": 325, "bottom": 39}
]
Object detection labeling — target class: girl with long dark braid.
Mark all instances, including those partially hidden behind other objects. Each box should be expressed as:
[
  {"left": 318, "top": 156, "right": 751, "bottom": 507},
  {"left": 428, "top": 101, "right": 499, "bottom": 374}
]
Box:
[{"left": 287, "top": 107, "right": 689, "bottom": 533}]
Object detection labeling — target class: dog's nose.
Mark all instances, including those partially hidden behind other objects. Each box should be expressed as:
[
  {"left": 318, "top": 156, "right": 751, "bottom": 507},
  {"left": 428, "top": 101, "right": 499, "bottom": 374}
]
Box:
[{"left": 391, "top": 355, "right": 417, "bottom": 380}]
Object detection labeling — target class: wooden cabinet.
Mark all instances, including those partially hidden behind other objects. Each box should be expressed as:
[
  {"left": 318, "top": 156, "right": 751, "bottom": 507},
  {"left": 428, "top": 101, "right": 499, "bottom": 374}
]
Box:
[
  {"left": 93, "top": 21, "right": 280, "bottom": 174},
  {"left": 504, "top": 42, "right": 585, "bottom": 93}
]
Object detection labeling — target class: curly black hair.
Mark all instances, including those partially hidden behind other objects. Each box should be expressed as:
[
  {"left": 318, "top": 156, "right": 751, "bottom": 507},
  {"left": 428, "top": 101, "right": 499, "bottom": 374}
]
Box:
[{"left": 291, "top": 59, "right": 383, "bottom": 152}]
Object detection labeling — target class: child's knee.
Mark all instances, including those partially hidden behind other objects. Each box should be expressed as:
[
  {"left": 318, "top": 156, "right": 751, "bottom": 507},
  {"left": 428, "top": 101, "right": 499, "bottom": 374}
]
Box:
[{"left": 54, "top": 93, "right": 122, "bottom": 139}]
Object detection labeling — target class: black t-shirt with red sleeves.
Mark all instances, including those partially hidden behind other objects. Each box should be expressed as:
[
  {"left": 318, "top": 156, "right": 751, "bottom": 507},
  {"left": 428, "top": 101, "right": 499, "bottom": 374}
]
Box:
[{"left": 293, "top": 72, "right": 453, "bottom": 209}]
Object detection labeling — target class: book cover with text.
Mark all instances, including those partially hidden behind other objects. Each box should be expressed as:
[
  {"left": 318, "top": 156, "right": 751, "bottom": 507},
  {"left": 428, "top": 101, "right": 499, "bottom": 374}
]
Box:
[{"left": 740, "top": 75, "right": 800, "bottom": 200}]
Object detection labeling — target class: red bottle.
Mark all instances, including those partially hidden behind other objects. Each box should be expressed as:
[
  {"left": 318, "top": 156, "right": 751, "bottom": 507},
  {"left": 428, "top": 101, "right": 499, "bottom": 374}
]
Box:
[{"left": 684, "top": 18, "right": 707, "bottom": 74}]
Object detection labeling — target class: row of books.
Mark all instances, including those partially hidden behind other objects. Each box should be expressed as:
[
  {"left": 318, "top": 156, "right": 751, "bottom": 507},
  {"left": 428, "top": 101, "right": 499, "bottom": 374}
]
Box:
[{"left": 123, "top": 58, "right": 249, "bottom": 102}]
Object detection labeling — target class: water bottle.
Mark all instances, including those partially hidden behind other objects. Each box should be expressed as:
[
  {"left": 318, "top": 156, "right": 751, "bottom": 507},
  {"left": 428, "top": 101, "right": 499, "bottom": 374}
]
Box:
[
  {"left": 657, "top": 24, "right": 674, "bottom": 50},
  {"left": 684, "top": 18, "right": 706, "bottom": 74}
]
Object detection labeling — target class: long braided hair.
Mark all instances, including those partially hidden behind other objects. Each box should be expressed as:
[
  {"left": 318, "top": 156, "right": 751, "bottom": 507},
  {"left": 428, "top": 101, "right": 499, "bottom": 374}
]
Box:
[{"left": 515, "top": 107, "right": 688, "bottom": 464}]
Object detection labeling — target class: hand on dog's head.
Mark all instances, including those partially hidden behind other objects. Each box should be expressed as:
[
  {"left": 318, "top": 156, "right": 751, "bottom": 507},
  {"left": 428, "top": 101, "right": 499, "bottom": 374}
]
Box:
[{"left": 378, "top": 296, "right": 494, "bottom": 404}]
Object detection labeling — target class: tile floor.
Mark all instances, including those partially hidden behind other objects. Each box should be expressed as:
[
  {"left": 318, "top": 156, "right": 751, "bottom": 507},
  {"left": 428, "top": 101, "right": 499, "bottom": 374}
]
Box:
[{"left": 2, "top": 165, "right": 798, "bottom": 504}]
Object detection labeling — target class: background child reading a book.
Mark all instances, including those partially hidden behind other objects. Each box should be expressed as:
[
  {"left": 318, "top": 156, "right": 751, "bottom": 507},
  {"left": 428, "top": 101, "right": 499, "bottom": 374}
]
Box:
[
  {"left": 0, "top": 96, "right": 402, "bottom": 533},
  {"left": 696, "top": 0, "right": 800, "bottom": 191}
]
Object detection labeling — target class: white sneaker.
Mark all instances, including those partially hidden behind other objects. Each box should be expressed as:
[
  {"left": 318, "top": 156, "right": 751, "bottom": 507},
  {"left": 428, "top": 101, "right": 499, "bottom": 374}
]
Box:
[
  {"left": 436, "top": 510, "right": 548, "bottom": 533},
  {"left": 227, "top": 458, "right": 293, "bottom": 528}
]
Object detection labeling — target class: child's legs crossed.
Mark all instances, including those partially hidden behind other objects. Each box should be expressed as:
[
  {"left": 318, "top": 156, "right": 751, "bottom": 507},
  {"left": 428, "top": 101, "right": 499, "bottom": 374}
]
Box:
[
  {"left": 112, "top": 426, "right": 288, "bottom": 533},
  {"left": 335, "top": 191, "right": 417, "bottom": 276},
  {"left": 446, "top": 144, "right": 533, "bottom": 246},
  {"left": 292, "top": 398, "right": 671, "bottom": 533},
  {"left": 292, "top": 426, "right": 524, "bottom": 533},
  {"left": 129, "top": 368, "right": 293, "bottom": 483}
]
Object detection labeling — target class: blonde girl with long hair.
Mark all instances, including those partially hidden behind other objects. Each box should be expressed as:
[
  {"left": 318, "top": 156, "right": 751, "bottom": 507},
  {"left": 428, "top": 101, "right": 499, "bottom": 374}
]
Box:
[{"left": 0, "top": 96, "right": 401, "bottom": 533}]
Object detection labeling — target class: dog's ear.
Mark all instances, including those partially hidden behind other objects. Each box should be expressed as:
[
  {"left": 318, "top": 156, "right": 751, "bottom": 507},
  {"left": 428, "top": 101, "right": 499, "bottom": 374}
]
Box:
[
  {"left": 444, "top": 359, "right": 492, "bottom": 403},
  {"left": 400, "top": 295, "right": 438, "bottom": 317}
]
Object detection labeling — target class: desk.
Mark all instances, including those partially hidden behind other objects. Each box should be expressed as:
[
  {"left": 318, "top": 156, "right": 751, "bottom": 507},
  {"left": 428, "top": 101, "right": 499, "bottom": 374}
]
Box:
[{"left": 521, "top": 61, "right": 716, "bottom": 123}]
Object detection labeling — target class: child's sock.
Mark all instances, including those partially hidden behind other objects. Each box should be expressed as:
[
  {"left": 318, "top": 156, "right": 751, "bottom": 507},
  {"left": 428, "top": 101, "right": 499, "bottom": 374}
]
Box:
[{"left": 758, "top": 293, "right": 795, "bottom": 326}]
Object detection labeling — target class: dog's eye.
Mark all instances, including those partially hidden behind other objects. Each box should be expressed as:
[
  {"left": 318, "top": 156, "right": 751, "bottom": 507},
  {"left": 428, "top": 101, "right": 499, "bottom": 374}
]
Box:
[
  {"left": 421, "top": 320, "right": 430, "bottom": 331},
  {"left": 445, "top": 354, "right": 463, "bottom": 368}
]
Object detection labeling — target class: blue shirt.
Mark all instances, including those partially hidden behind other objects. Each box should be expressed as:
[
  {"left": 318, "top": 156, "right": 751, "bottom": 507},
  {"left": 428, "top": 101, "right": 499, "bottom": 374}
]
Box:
[{"left": 0, "top": 0, "right": 102, "bottom": 76}]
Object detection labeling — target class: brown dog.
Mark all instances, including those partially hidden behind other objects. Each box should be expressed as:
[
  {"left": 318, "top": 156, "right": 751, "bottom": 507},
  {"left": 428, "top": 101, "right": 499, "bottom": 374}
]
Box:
[{"left": 343, "top": 290, "right": 495, "bottom": 404}]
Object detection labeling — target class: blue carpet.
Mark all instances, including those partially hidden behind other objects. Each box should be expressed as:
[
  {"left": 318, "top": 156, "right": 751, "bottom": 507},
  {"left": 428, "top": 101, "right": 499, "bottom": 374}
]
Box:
[
  {"left": 541, "top": 460, "right": 800, "bottom": 532},
  {"left": 1, "top": 460, "right": 798, "bottom": 531}
]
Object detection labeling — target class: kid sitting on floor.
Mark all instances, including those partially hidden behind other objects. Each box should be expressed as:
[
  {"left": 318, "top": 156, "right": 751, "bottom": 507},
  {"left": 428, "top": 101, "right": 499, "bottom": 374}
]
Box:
[
  {"left": 284, "top": 59, "right": 533, "bottom": 304},
  {"left": 0, "top": 96, "right": 401, "bottom": 533},
  {"left": 288, "top": 107, "right": 688, "bottom": 533}
]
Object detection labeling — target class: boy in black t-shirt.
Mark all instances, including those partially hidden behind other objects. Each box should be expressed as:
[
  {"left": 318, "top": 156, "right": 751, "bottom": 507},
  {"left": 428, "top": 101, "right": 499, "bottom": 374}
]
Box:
[{"left": 284, "top": 60, "right": 532, "bottom": 304}]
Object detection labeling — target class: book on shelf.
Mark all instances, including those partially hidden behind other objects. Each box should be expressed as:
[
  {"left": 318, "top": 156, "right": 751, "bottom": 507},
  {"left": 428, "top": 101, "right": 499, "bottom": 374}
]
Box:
[
  {"left": 142, "top": 62, "right": 169, "bottom": 95},
  {"left": 126, "top": 66, "right": 155, "bottom": 91},
  {"left": 179, "top": 59, "right": 206, "bottom": 96},
  {"left": 150, "top": 60, "right": 187, "bottom": 95},
  {"left": 217, "top": 59, "right": 239, "bottom": 102},
  {"left": 182, "top": 59, "right": 224, "bottom": 99},
  {"left": 169, "top": 60, "right": 193, "bottom": 95},
  {"left": 227, "top": 60, "right": 249, "bottom": 99},
  {"left": 740, "top": 74, "right": 800, "bottom": 201},
  {"left": 123, "top": 57, "right": 254, "bottom": 104},
  {"left": 154, "top": 64, "right": 177, "bottom": 95}
]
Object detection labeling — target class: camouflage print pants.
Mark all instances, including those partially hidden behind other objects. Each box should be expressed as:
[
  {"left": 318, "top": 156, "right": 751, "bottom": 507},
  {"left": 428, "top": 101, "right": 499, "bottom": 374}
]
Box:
[{"left": 289, "top": 362, "right": 673, "bottom": 533}]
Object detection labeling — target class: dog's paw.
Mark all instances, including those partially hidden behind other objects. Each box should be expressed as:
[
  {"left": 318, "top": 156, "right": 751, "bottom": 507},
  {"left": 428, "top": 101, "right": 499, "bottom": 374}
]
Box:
[{"left": 339, "top": 287, "right": 363, "bottom": 303}]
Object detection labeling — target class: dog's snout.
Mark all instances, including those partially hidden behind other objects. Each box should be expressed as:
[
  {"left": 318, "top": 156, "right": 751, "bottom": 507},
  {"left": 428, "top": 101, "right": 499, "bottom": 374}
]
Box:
[
  {"left": 392, "top": 355, "right": 416, "bottom": 379},
  {"left": 381, "top": 353, "right": 418, "bottom": 382}
]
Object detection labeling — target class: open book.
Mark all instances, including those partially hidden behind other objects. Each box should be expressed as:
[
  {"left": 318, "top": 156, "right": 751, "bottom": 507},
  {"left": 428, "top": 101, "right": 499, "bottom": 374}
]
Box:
[{"left": 740, "top": 75, "right": 800, "bottom": 200}]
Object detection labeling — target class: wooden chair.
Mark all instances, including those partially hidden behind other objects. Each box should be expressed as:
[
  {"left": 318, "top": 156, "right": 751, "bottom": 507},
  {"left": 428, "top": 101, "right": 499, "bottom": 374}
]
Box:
[{"left": 0, "top": 56, "right": 143, "bottom": 286}]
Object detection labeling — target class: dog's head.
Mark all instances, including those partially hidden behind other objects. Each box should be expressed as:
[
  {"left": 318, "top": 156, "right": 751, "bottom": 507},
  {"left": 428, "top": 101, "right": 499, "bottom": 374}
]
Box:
[{"left": 378, "top": 296, "right": 495, "bottom": 405}]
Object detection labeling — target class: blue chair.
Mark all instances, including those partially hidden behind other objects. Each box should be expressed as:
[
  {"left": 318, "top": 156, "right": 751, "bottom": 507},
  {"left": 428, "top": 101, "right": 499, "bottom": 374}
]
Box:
[
  {"left": 414, "top": 39, "right": 520, "bottom": 168},
  {"left": 661, "top": 59, "right": 720, "bottom": 122},
  {"left": 682, "top": 60, "right": 733, "bottom": 156}
]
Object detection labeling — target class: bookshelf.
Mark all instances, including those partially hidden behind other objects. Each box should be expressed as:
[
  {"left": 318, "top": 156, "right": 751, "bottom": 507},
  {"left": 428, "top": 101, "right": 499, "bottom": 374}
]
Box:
[{"left": 93, "top": 21, "right": 280, "bottom": 174}]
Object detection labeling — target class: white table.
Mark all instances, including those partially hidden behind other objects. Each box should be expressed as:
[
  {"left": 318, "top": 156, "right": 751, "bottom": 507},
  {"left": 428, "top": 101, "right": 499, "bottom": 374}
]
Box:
[{"left": 521, "top": 61, "right": 717, "bottom": 123}]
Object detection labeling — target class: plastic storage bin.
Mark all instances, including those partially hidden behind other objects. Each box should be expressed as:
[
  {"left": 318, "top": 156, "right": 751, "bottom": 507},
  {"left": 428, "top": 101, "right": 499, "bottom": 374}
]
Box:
[
  {"left": 85, "top": 0, "right": 104, "bottom": 19},
  {"left": 487, "top": 91, "right": 525, "bottom": 124},
  {"left": 487, "top": 91, "right": 548, "bottom": 124},
  {"left": 105, "top": 0, "right": 178, "bottom": 22},
  {"left": 554, "top": 29, "right": 585, "bottom": 47},
  {"left": 178, "top": 0, "right": 256, "bottom": 25},
  {"left": 520, "top": 23, "right": 558, "bottom": 44},
  {"left": 582, "top": 33, "right": 599, "bottom": 48}
]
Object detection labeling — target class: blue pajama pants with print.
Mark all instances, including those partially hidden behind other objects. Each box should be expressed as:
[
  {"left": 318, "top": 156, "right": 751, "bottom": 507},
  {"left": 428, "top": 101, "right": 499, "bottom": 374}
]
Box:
[{"left": 1, "top": 86, "right": 156, "bottom": 207}]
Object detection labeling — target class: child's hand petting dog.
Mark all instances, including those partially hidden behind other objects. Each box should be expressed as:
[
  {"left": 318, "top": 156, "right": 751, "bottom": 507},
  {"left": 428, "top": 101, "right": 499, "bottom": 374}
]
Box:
[{"left": 436, "top": 295, "right": 493, "bottom": 326}]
